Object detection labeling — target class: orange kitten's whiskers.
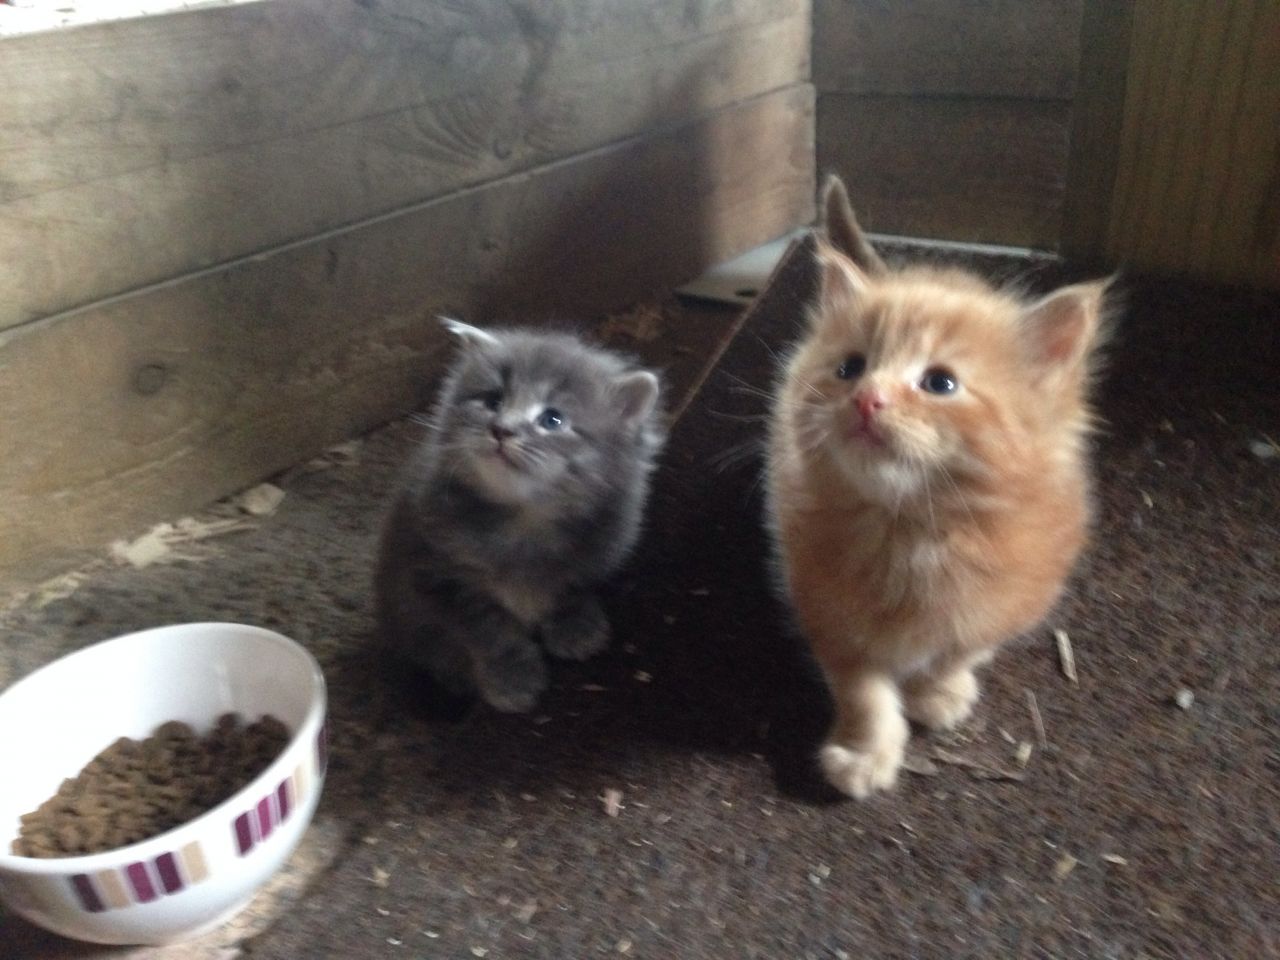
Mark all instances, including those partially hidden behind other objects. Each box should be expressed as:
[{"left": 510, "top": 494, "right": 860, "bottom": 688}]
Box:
[
  {"left": 720, "top": 370, "right": 775, "bottom": 402},
  {"left": 707, "top": 436, "right": 765, "bottom": 474},
  {"left": 707, "top": 409, "right": 770, "bottom": 424}
]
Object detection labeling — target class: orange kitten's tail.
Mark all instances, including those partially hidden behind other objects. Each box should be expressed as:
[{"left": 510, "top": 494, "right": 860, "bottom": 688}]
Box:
[{"left": 819, "top": 174, "right": 887, "bottom": 277}]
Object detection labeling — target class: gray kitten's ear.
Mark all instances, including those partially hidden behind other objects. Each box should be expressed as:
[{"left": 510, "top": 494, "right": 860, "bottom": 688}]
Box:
[
  {"left": 439, "top": 316, "right": 500, "bottom": 349},
  {"left": 613, "top": 370, "right": 661, "bottom": 425}
]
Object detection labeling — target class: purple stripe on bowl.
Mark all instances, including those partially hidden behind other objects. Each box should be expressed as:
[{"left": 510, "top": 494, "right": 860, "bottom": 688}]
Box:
[
  {"left": 257, "top": 795, "right": 275, "bottom": 840},
  {"left": 71, "top": 874, "right": 105, "bottom": 913},
  {"left": 317, "top": 721, "right": 328, "bottom": 774},
  {"left": 234, "top": 812, "right": 255, "bottom": 855},
  {"left": 155, "top": 851, "right": 184, "bottom": 894},
  {"left": 277, "top": 777, "right": 292, "bottom": 821},
  {"left": 125, "top": 862, "right": 158, "bottom": 903}
]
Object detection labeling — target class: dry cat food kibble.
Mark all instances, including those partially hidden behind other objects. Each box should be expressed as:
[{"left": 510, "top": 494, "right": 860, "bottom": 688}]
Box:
[{"left": 12, "top": 713, "right": 290, "bottom": 858}]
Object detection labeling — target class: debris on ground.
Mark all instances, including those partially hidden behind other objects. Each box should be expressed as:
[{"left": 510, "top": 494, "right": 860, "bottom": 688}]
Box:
[
  {"left": 1014, "top": 741, "right": 1033, "bottom": 767},
  {"left": 601, "top": 788, "right": 624, "bottom": 817},
  {"left": 29, "top": 567, "right": 100, "bottom": 610},
  {"left": 901, "top": 753, "right": 940, "bottom": 776},
  {"left": 1025, "top": 689, "right": 1048, "bottom": 749},
  {"left": 1248, "top": 435, "right": 1279, "bottom": 459},
  {"left": 1174, "top": 688, "right": 1195, "bottom": 710},
  {"left": 1054, "top": 628, "right": 1078, "bottom": 684},
  {"left": 109, "top": 516, "right": 257, "bottom": 568},
  {"left": 1053, "top": 852, "right": 1079, "bottom": 880},
  {"left": 303, "top": 439, "right": 364, "bottom": 471},
  {"left": 514, "top": 899, "right": 539, "bottom": 923},
  {"left": 930, "top": 748, "right": 1025, "bottom": 782},
  {"left": 231, "top": 482, "right": 286, "bottom": 516}
]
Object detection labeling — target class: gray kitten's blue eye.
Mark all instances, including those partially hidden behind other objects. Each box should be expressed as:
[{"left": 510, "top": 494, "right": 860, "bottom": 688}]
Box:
[
  {"left": 537, "top": 408, "right": 564, "bottom": 430},
  {"left": 920, "top": 368, "right": 958, "bottom": 395},
  {"left": 836, "top": 354, "right": 866, "bottom": 379}
]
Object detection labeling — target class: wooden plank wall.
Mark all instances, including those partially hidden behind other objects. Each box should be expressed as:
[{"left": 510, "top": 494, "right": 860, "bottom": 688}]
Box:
[
  {"left": 0, "top": 0, "right": 809, "bottom": 328},
  {"left": 814, "top": 0, "right": 1083, "bottom": 249},
  {"left": 0, "top": 0, "right": 814, "bottom": 589},
  {"left": 1064, "top": 0, "right": 1280, "bottom": 289}
]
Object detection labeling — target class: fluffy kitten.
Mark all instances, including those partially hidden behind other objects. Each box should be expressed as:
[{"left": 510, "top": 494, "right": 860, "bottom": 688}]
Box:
[
  {"left": 765, "top": 176, "right": 1109, "bottom": 798},
  {"left": 375, "top": 319, "right": 665, "bottom": 713}
]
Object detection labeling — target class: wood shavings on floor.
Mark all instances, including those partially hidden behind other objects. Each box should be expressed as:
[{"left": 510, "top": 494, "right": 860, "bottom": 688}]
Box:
[
  {"left": 1054, "top": 628, "right": 1078, "bottom": 684},
  {"left": 110, "top": 516, "right": 259, "bottom": 568}
]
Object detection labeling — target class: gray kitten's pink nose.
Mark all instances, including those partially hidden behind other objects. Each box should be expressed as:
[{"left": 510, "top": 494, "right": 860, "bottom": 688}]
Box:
[{"left": 490, "top": 424, "right": 515, "bottom": 442}]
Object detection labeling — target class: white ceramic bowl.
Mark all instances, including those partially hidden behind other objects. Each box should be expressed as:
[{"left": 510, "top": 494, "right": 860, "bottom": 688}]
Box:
[{"left": 0, "top": 623, "right": 327, "bottom": 945}]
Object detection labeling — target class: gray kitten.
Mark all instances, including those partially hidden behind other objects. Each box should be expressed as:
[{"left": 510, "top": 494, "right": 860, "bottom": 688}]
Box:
[{"left": 374, "top": 319, "right": 665, "bottom": 713}]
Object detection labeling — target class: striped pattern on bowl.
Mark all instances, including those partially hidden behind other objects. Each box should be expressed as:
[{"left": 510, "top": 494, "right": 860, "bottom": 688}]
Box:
[
  {"left": 65, "top": 721, "right": 328, "bottom": 912},
  {"left": 234, "top": 723, "right": 326, "bottom": 858},
  {"left": 70, "top": 840, "right": 209, "bottom": 913}
]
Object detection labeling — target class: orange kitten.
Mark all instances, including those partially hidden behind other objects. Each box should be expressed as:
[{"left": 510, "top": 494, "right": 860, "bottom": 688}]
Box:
[{"left": 764, "top": 176, "right": 1110, "bottom": 798}]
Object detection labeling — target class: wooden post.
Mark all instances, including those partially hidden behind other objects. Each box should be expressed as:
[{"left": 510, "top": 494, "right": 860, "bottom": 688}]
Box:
[{"left": 1063, "top": 0, "right": 1280, "bottom": 289}]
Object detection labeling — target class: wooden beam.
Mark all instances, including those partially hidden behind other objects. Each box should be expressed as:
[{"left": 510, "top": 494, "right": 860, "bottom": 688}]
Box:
[
  {"left": 0, "top": 0, "right": 808, "bottom": 328},
  {"left": 818, "top": 93, "right": 1071, "bottom": 249},
  {"left": 813, "top": 0, "right": 1082, "bottom": 99},
  {"left": 1060, "top": 0, "right": 1136, "bottom": 264},
  {"left": 1064, "top": 0, "right": 1280, "bottom": 289},
  {"left": 0, "top": 85, "right": 815, "bottom": 589}
]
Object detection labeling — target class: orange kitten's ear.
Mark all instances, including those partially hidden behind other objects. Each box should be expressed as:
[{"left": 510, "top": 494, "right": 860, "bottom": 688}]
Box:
[
  {"left": 814, "top": 240, "right": 870, "bottom": 319},
  {"left": 1020, "top": 281, "right": 1109, "bottom": 382},
  {"left": 820, "top": 174, "right": 887, "bottom": 276}
]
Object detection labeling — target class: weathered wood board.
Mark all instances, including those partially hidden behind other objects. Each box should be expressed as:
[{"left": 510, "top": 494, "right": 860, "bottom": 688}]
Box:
[
  {"left": 813, "top": 0, "right": 1082, "bottom": 99},
  {"left": 818, "top": 94, "right": 1072, "bottom": 249},
  {"left": 1094, "top": 0, "right": 1280, "bottom": 288},
  {"left": 812, "top": 0, "right": 1081, "bottom": 248},
  {"left": 0, "top": 0, "right": 809, "bottom": 327},
  {"left": 1060, "top": 0, "right": 1136, "bottom": 266},
  {"left": 0, "top": 85, "right": 815, "bottom": 589}
]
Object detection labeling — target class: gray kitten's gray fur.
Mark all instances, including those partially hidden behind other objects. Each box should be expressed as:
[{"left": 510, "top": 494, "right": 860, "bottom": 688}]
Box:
[{"left": 374, "top": 319, "right": 665, "bottom": 712}]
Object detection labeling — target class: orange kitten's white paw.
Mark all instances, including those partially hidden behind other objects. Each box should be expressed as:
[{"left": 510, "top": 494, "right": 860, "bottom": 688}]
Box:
[
  {"left": 903, "top": 669, "right": 979, "bottom": 731},
  {"left": 820, "top": 741, "right": 905, "bottom": 798}
]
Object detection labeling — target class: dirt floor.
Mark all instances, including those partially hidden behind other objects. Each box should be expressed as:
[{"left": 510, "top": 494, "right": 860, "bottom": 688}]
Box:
[{"left": 2, "top": 240, "right": 1277, "bottom": 959}]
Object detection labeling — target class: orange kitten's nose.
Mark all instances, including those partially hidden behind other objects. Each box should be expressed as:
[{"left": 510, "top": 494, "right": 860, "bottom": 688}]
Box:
[{"left": 854, "top": 388, "right": 889, "bottom": 421}]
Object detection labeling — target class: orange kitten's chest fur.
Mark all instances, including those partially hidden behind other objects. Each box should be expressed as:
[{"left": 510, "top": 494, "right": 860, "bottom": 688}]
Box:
[{"left": 770, "top": 446, "right": 1088, "bottom": 676}]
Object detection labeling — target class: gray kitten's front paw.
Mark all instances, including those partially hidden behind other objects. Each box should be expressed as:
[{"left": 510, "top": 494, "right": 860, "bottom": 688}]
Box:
[
  {"left": 540, "top": 595, "right": 610, "bottom": 661},
  {"left": 474, "top": 641, "right": 548, "bottom": 713}
]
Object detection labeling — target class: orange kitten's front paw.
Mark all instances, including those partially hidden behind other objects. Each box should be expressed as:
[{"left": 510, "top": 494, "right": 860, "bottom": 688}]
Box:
[
  {"left": 820, "top": 741, "right": 904, "bottom": 798},
  {"left": 903, "top": 669, "right": 979, "bottom": 731}
]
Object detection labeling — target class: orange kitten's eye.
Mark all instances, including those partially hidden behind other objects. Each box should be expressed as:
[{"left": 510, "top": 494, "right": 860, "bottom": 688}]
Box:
[
  {"left": 836, "top": 354, "right": 866, "bottom": 379},
  {"left": 920, "top": 368, "right": 959, "bottom": 395}
]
